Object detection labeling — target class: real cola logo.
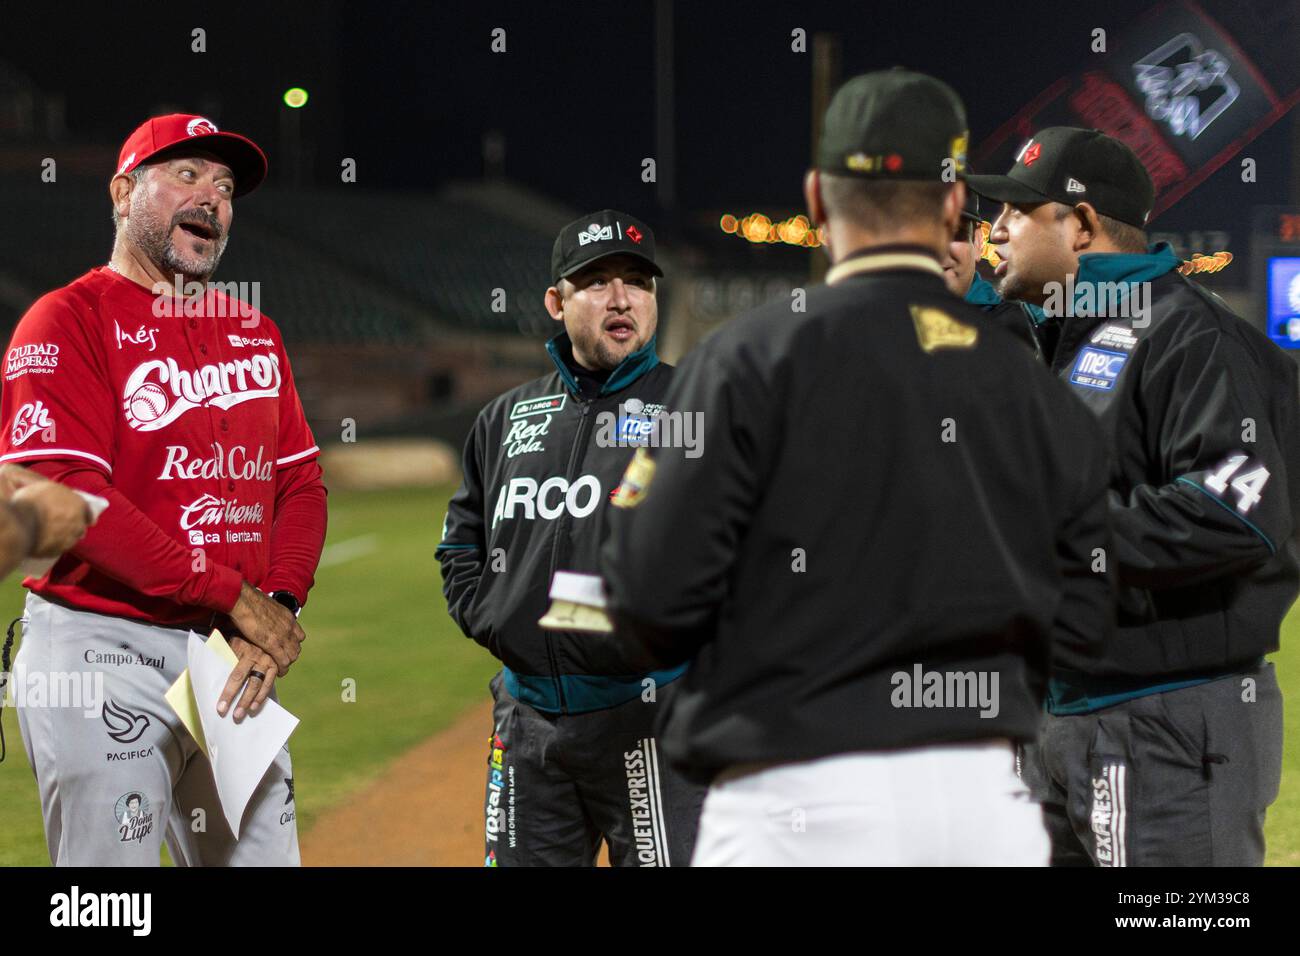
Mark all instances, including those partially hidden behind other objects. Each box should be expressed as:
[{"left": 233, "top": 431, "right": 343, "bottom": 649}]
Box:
[
  {"left": 159, "top": 443, "right": 274, "bottom": 482},
  {"left": 123, "top": 352, "right": 281, "bottom": 431}
]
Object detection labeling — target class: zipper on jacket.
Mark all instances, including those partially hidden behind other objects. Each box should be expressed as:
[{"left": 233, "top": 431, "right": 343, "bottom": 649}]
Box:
[
  {"left": 545, "top": 396, "right": 596, "bottom": 715},
  {"left": 1020, "top": 309, "right": 1045, "bottom": 363}
]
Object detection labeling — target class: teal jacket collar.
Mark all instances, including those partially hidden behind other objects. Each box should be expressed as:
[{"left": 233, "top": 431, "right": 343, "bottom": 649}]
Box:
[
  {"left": 545, "top": 331, "right": 661, "bottom": 398},
  {"left": 964, "top": 272, "right": 1002, "bottom": 307},
  {"left": 1072, "top": 241, "right": 1180, "bottom": 314},
  {"left": 965, "top": 272, "right": 1049, "bottom": 325}
]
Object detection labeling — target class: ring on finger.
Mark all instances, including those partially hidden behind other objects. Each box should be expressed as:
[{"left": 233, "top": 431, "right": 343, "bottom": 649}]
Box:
[{"left": 249, "top": 669, "right": 267, "bottom": 681}]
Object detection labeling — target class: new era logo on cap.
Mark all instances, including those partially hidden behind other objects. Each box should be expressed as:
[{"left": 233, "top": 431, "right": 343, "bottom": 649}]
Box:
[{"left": 965, "top": 127, "right": 1156, "bottom": 229}]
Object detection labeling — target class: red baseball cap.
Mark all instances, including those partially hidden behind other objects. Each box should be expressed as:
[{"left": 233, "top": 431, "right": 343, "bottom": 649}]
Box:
[{"left": 115, "top": 114, "right": 268, "bottom": 197}]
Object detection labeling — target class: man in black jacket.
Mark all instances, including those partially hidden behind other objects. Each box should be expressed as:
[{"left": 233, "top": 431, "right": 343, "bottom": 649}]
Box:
[
  {"left": 942, "top": 190, "right": 1051, "bottom": 360},
  {"left": 436, "top": 210, "right": 704, "bottom": 866},
  {"left": 968, "top": 126, "right": 1299, "bottom": 866},
  {"left": 600, "top": 71, "right": 1114, "bottom": 866}
]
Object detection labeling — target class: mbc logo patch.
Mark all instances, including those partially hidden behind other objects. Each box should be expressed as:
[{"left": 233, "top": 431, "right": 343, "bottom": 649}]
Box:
[{"left": 1070, "top": 347, "right": 1128, "bottom": 391}]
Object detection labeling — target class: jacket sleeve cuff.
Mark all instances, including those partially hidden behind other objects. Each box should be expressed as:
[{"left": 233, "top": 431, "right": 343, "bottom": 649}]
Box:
[{"left": 192, "top": 563, "right": 245, "bottom": 614}]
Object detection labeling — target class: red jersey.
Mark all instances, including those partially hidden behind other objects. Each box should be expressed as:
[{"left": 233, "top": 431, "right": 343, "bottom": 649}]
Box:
[{"left": 0, "top": 267, "right": 324, "bottom": 625}]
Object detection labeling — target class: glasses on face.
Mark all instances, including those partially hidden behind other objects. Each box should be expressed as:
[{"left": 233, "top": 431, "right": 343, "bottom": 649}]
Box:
[{"left": 954, "top": 217, "right": 981, "bottom": 245}]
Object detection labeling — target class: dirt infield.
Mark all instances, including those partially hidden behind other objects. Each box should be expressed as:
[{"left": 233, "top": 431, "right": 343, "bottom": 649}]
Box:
[
  {"left": 301, "top": 698, "right": 612, "bottom": 867},
  {"left": 301, "top": 701, "right": 492, "bottom": 866}
]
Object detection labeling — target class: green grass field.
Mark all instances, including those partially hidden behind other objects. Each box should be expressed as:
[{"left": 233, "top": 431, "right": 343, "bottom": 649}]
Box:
[{"left": 1, "top": 483, "right": 1298, "bottom": 865}]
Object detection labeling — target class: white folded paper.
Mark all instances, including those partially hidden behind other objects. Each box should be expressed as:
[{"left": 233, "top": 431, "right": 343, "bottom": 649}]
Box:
[
  {"left": 184, "top": 633, "right": 299, "bottom": 838},
  {"left": 538, "top": 570, "right": 613, "bottom": 633}
]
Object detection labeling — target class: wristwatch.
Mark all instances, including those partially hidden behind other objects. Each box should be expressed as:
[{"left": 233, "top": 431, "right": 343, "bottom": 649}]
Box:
[{"left": 270, "top": 590, "right": 302, "bottom": 616}]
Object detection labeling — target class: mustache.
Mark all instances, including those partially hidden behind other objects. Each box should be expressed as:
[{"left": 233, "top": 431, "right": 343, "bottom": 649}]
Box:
[{"left": 171, "top": 209, "right": 223, "bottom": 239}]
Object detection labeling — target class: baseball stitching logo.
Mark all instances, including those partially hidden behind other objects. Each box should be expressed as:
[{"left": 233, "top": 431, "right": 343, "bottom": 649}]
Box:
[
  {"left": 122, "top": 352, "right": 281, "bottom": 431},
  {"left": 578, "top": 223, "right": 614, "bottom": 245}
]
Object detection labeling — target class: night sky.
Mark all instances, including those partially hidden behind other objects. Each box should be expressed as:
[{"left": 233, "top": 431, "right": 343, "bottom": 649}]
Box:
[{"left": 2, "top": 0, "right": 1295, "bottom": 243}]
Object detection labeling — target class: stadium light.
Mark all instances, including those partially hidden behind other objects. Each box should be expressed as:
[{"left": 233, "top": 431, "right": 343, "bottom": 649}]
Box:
[
  {"left": 283, "top": 87, "right": 310, "bottom": 109},
  {"left": 718, "top": 212, "right": 825, "bottom": 248}
]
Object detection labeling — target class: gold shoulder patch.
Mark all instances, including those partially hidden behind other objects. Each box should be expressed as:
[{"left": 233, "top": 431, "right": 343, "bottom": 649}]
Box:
[
  {"left": 909, "top": 304, "right": 978, "bottom": 352},
  {"left": 610, "top": 447, "right": 656, "bottom": 509}
]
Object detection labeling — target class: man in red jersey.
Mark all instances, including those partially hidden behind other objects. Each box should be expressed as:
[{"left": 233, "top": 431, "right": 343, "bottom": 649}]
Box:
[{"left": 0, "top": 114, "right": 326, "bottom": 865}]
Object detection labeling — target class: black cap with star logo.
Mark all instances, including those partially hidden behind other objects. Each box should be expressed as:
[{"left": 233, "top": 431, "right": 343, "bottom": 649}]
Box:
[
  {"left": 551, "top": 209, "right": 663, "bottom": 285},
  {"left": 964, "top": 126, "right": 1155, "bottom": 228}
]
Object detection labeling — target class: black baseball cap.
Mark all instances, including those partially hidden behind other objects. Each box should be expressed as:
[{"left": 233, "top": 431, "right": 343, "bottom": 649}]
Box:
[
  {"left": 551, "top": 209, "right": 663, "bottom": 285},
  {"left": 961, "top": 188, "right": 980, "bottom": 222},
  {"left": 816, "top": 68, "right": 968, "bottom": 180},
  {"left": 964, "top": 127, "right": 1155, "bottom": 228}
]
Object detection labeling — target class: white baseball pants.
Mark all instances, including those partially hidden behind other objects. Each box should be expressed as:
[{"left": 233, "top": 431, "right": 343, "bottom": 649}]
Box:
[{"left": 691, "top": 739, "right": 1048, "bottom": 866}]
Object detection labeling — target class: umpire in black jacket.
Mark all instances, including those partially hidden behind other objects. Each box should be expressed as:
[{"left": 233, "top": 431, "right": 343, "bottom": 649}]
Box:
[
  {"left": 968, "top": 127, "right": 1299, "bottom": 866},
  {"left": 600, "top": 70, "right": 1114, "bottom": 866}
]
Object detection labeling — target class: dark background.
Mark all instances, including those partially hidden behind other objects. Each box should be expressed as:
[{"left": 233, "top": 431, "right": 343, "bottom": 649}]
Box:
[{"left": 4, "top": 0, "right": 1295, "bottom": 230}]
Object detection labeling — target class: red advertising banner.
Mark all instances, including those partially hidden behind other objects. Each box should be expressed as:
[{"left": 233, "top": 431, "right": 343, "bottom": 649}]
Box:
[{"left": 974, "top": 0, "right": 1300, "bottom": 220}]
